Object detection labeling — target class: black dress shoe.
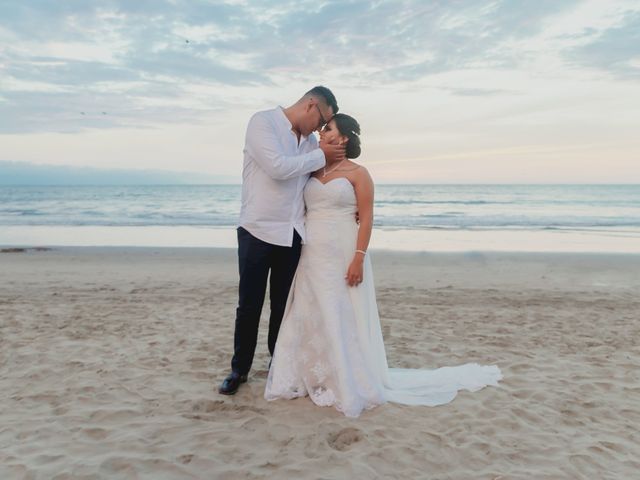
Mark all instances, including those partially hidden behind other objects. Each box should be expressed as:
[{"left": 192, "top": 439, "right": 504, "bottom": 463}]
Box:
[{"left": 218, "top": 372, "right": 248, "bottom": 395}]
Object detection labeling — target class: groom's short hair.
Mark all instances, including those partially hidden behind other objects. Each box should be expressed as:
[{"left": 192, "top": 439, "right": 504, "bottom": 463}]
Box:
[{"left": 306, "top": 86, "right": 339, "bottom": 115}]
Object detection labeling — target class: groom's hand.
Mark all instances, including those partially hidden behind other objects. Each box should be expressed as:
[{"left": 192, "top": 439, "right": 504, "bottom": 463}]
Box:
[{"left": 320, "top": 142, "right": 346, "bottom": 164}]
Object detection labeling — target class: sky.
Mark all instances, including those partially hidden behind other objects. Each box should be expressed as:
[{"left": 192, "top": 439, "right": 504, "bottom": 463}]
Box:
[{"left": 1, "top": 0, "right": 639, "bottom": 184}]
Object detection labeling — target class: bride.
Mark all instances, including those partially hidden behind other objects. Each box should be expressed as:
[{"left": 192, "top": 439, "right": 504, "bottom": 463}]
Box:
[{"left": 265, "top": 114, "right": 502, "bottom": 417}]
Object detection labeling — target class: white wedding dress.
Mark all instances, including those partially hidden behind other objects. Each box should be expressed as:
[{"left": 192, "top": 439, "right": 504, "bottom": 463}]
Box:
[{"left": 265, "top": 177, "right": 502, "bottom": 417}]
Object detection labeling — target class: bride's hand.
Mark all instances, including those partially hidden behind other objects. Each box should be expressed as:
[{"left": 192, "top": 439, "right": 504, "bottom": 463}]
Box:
[{"left": 345, "top": 256, "right": 364, "bottom": 287}]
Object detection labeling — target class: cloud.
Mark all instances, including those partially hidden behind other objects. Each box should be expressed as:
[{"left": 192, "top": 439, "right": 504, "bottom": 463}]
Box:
[
  {"left": 0, "top": 0, "right": 633, "bottom": 135},
  {"left": 567, "top": 9, "right": 640, "bottom": 79},
  {"left": 0, "top": 0, "right": 262, "bottom": 133},
  {"left": 442, "top": 87, "right": 515, "bottom": 97}
]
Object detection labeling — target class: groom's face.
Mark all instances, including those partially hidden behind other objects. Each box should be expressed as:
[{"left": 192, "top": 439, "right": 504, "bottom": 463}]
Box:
[{"left": 303, "top": 98, "right": 333, "bottom": 136}]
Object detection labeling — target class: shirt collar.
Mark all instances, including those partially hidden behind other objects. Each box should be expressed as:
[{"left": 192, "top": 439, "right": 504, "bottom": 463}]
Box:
[
  {"left": 275, "top": 106, "right": 291, "bottom": 129},
  {"left": 276, "top": 105, "right": 309, "bottom": 143}
]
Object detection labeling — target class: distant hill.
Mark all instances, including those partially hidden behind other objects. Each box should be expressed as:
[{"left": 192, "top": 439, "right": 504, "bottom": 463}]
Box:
[{"left": 0, "top": 161, "right": 238, "bottom": 185}]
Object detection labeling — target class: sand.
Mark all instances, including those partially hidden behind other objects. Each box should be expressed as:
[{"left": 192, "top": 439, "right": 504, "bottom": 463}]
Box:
[{"left": 1, "top": 247, "right": 639, "bottom": 479}]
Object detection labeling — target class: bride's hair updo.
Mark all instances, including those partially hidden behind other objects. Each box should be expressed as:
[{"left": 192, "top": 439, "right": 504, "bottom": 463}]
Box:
[{"left": 332, "top": 113, "right": 361, "bottom": 159}]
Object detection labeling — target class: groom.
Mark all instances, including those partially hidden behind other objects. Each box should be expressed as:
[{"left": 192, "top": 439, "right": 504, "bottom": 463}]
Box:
[{"left": 219, "top": 86, "right": 345, "bottom": 395}]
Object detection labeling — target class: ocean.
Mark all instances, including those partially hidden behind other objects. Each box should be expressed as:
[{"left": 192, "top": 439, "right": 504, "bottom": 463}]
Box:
[{"left": 1, "top": 184, "right": 639, "bottom": 252}]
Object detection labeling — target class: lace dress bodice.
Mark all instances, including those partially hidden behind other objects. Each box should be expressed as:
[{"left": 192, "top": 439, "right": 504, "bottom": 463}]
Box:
[{"left": 304, "top": 177, "right": 357, "bottom": 221}]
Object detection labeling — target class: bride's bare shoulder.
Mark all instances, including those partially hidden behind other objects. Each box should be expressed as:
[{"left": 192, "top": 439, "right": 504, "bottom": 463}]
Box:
[{"left": 349, "top": 163, "right": 373, "bottom": 184}]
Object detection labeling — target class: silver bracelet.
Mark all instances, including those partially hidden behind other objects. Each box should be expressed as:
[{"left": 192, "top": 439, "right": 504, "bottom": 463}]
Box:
[{"left": 355, "top": 249, "right": 367, "bottom": 255}]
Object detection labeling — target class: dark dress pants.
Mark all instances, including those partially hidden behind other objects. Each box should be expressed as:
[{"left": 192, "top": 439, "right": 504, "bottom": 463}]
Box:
[{"left": 231, "top": 227, "right": 302, "bottom": 375}]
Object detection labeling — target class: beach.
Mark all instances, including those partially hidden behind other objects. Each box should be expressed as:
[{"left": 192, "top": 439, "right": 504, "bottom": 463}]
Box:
[{"left": 1, "top": 247, "right": 639, "bottom": 479}]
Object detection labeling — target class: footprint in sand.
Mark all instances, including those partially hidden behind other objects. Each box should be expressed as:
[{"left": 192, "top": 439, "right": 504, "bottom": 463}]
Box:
[
  {"left": 327, "top": 427, "right": 363, "bottom": 451},
  {"left": 178, "top": 454, "right": 194, "bottom": 464},
  {"left": 82, "top": 427, "right": 109, "bottom": 440},
  {"left": 191, "top": 399, "right": 225, "bottom": 413},
  {"left": 188, "top": 399, "right": 266, "bottom": 415}
]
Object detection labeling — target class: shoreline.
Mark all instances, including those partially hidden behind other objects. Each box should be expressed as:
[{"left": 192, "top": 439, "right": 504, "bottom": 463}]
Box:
[
  {"left": 2, "top": 224, "right": 640, "bottom": 253},
  {"left": 5, "top": 243, "right": 640, "bottom": 257}
]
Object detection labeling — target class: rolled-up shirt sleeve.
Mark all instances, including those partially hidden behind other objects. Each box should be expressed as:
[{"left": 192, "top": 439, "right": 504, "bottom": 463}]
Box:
[{"left": 244, "top": 113, "right": 325, "bottom": 180}]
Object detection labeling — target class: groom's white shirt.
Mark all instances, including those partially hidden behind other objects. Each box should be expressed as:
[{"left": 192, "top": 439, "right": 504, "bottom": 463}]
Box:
[{"left": 239, "top": 106, "right": 326, "bottom": 246}]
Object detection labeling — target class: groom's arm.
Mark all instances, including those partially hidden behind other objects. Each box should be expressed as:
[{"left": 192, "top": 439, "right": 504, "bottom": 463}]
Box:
[{"left": 244, "top": 113, "right": 325, "bottom": 180}]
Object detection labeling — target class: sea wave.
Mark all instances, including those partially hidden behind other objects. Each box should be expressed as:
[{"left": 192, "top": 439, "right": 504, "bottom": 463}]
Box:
[{"left": 1, "top": 184, "right": 639, "bottom": 231}]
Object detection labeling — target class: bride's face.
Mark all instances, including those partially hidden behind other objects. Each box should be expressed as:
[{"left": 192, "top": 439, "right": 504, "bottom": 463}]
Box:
[{"left": 319, "top": 120, "right": 347, "bottom": 146}]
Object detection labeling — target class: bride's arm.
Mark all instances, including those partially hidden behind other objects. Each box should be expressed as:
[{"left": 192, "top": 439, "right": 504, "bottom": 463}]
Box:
[{"left": 346, "top": 168, "right": 374, "bottom": 286}]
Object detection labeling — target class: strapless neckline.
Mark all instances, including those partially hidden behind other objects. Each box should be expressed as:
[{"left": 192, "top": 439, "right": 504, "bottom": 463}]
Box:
[{"left": 309, "top": 176, "right": 352, "bottom": 187}]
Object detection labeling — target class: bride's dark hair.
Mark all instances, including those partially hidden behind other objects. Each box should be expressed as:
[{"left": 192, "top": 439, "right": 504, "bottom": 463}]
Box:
[{"left": 332, "top": 113, "right": 361, "bottom": 159}]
